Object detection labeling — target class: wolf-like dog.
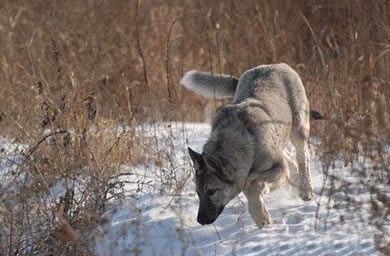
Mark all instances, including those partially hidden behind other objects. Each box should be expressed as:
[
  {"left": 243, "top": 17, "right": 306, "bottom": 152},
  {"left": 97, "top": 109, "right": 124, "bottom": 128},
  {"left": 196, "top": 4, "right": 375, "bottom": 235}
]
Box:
[{"left": 181, "top": 63, "right": 318, "bottom": 228}]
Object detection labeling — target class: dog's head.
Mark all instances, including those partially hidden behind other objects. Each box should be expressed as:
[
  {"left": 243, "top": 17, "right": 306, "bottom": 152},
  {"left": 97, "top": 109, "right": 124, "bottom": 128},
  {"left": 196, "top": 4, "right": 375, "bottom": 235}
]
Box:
[{"left": 188, "top": 147, "right": 241, "bottom": 225}]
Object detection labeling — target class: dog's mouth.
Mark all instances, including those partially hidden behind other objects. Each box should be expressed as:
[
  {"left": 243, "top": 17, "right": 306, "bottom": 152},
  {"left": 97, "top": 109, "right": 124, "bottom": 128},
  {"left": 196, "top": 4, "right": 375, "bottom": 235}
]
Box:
[
  {"left": 197, "top": 217, "right": 216, "bottom": 225},
  {"left": 197, "top": 206, "right": 224, "bottom": 225}
]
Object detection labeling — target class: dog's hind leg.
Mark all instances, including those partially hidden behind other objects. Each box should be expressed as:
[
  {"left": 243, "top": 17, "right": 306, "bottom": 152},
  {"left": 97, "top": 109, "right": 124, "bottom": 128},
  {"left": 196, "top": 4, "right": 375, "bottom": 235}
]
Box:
[
  {"left": 283, "top": 146, "right": 299, "bottom": 187},
  {"left": 291, "top": 109, "right": 314, "bottom": 201},
  {"left": 243, "top": 160, "right": 288, "bottom": 228}
]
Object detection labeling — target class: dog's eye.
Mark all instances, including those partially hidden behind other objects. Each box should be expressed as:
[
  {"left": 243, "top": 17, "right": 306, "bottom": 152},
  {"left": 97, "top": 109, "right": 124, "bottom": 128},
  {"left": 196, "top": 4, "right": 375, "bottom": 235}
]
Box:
[{"left": 207, "top": 189, "right": 218, "bottom": 196}]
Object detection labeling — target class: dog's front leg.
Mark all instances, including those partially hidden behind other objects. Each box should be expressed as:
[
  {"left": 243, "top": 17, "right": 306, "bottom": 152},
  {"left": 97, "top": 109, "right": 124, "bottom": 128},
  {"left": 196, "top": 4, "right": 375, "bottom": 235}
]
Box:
[
  {"left": 243, "top": 160, "right": 289, "bottom": 228},
  {"left": 243, "top": 181, "right": 272, "bottom": 228}
]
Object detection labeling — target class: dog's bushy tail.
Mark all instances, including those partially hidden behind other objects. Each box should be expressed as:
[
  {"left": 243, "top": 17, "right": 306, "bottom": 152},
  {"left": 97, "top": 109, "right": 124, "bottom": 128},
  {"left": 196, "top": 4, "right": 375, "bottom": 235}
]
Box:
[{"left": 180, "top": 70, "right": 239, "bottom": 99}]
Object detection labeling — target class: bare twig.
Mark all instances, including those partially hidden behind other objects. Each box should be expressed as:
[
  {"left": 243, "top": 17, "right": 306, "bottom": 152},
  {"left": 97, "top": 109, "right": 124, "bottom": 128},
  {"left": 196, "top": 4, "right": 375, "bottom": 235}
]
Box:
[
  {"left": 135, "top": 0, "right": 149, "bottom": 87},
  {"left": 27, "top": 130, "right": 68, "bottom": 156}
]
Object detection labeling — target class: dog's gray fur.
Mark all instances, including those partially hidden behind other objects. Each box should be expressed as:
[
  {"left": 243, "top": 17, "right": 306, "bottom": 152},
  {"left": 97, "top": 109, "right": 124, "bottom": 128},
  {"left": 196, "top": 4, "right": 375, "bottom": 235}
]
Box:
[
  {"left": 182, "top": 63, "right": 314, "bottom": 228},
  {"left": 181, "top": 70, "right": 239, "bottom": 99}
]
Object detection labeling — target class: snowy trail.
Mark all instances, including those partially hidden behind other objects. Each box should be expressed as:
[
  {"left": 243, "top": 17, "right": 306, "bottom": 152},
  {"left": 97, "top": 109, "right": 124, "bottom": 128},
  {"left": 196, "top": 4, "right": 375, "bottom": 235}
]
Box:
[{"left": 91, "top": 123, "right": 379, "bottom": 256}]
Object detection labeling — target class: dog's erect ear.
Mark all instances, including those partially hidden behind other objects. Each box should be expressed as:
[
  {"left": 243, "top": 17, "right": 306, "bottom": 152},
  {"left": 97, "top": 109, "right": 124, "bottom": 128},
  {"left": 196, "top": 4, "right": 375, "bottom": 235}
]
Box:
[
  {"left": 188, "top": 147, "right": 203, "bottom": 170},
  {"left": 220, "top": 163, "right": 235, "bottom": 184},
  {"left": 203, "top": 153, "right": 235, "bottom": 184},
  {"left": 202, "top": 153, "right": 222, "bottom": 171}
]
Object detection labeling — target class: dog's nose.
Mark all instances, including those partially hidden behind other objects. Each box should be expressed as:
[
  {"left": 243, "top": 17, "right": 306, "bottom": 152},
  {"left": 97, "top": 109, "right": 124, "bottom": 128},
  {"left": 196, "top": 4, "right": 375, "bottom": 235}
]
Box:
[
  {"left": 197, "top": 214, "right": 214, "bottom": 225},
  {"left": 197, "top": 215, "right": 206, "bottom": 225}
]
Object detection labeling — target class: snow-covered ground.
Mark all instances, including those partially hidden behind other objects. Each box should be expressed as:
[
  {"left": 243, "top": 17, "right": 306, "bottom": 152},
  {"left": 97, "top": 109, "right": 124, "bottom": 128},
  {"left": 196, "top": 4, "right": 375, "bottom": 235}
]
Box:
[
  {"left": 0, "top": 124, "right": 384, "bottom": 255},
  {"left": 0, "top": 137, "right": 26, "bottom": 195},
  {"left": 93, "top": 123, "right": 381, "bottom": 256}
]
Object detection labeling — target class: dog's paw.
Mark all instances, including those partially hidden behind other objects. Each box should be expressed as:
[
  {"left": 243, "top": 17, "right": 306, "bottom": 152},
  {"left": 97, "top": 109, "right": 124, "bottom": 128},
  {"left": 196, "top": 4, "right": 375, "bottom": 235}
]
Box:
[
  {"left": 251, "top": 212, "right": 273, "bottom": 229},
  {"left": 299, "top": 186, "right": 314, "bottom": 201},
  {"left": 257, "top": 217, "right": 273, "bottom": 228},
  {"left": 298, "top": 177, "right": 314, "bottom": 201}
]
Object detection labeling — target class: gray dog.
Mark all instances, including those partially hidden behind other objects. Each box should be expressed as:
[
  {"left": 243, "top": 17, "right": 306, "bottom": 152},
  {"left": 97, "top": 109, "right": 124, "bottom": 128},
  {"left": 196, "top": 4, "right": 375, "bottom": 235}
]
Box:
[{"left": 181, "top": 63, "right": 321, "bottom": 228}]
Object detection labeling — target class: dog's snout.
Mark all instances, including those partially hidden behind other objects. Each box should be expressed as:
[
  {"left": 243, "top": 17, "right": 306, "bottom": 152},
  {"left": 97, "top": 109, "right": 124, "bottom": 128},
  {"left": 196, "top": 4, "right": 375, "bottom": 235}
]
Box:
[
  {"left": 197, "top": 205, "right": 225, "bottom": 225},
  {"left": 197, "top": 214, "right": 215, "bottom": 225}
]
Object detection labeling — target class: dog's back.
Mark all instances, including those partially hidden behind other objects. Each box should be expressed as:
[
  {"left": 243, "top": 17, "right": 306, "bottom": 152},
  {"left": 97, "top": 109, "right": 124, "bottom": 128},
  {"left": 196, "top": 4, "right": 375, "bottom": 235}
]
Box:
[
  {"left": 181, "top": 63, "right": 309, "bottom": 125},
  {"left": 233, "top": 63, "right": 309, "bottom": 128}
]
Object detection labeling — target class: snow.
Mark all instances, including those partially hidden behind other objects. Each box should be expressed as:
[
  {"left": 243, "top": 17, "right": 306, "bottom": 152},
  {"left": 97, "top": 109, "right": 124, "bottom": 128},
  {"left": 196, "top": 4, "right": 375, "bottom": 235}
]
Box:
[
  {"left": 92, "top": 123, "right": 381, "bottom": 256},
  {"left": 0, "top": 123, "right": 384, "bottom": 255},
  {"left": 0, "top": 137, "right": 26, "bottom": 194}
]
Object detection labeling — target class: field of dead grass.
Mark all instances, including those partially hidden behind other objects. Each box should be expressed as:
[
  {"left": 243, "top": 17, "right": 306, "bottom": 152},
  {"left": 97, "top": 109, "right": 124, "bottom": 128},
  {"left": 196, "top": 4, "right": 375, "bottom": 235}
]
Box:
[{"left": 0, "top": 0, "right": 389, "bottom": 255}]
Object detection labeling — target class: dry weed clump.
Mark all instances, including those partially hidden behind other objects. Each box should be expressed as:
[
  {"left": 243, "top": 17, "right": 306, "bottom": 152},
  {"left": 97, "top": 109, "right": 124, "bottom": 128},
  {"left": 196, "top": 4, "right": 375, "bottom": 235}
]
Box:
[
  {"left": 0, "top": 0, "right": 389, "bottom": 254},
  {"left": 0, "top": 104, "right": 151, "bottom": 254}
]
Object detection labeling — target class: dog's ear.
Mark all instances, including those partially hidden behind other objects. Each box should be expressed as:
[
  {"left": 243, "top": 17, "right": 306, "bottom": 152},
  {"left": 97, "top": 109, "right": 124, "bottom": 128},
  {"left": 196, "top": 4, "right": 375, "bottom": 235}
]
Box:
[
  {"left": 220, "top": 162, "right": 235, "bottom": 183},
  {"left": 202, "top": 153, "right": 222, "bottom": 171},
  {"left": 188, "top": 147, "right": 203, "bottom": 170},
  {"left": 203, "top": 153, "right": 235, "bottom": 184}
]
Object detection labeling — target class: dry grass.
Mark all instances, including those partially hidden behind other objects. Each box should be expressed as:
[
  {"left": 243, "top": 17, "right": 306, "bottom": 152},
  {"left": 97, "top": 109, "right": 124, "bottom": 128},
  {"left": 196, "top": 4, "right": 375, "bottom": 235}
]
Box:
[{"left": 0, "top": 0, "right": 389, "bottom": 255}]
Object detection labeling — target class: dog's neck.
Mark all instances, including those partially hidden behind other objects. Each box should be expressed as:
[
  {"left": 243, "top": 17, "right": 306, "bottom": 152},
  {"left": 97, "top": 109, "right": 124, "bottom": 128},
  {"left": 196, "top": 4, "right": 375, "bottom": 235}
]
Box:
[{"left": 204, "top": 122, "right": 255, "bottom": 189}]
